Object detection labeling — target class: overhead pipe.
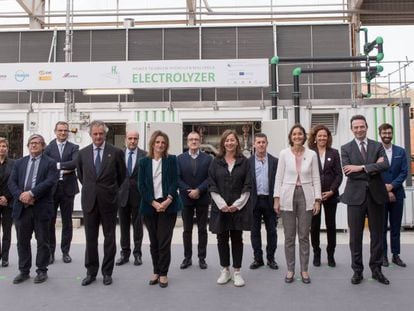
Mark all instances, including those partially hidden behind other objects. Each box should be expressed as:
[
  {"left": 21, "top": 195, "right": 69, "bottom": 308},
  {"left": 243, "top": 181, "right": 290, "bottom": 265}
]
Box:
[{"left": 291, "top": 65, "right": 383, "bottom": 123}]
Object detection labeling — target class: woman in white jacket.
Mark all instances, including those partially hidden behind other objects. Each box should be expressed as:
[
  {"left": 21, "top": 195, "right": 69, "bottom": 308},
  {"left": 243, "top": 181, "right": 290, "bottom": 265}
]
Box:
[{"left": 274, "top": 124, "right": 321, "bottom": 284}]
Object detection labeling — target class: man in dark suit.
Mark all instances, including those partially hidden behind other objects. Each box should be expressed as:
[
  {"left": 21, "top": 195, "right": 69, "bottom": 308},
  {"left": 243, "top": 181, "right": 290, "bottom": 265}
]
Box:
[
  {"left": 116, "top": 129, "right": 146, "bottom": 266},
  {"left": 44, "top": 121, "right": 79, "bottom": 264},
  {"left": 378, "top": 123, "right": 408, "bottom": 268},
  {"left": 341, "top": 115, "right": 390, "bottom": 285},
  {"left": 8, "top": 134, "right": 58, "bottom": 284},
  {"left": 178, "top": 131, "right": 212, "bottom": 269},
  {"left": 249, "top": 133, "right": 279, "bottom": 270},
  {"left": 0, "top": 137, "right": 14, "bottom": 268},
  {"left": 77, "top": 120, "right": 126, "bottom": 286}
]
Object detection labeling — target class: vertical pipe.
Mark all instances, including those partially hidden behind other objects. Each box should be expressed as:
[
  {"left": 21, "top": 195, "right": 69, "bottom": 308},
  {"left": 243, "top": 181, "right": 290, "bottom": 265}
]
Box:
[
  {"left": 64, "top": 0, "right": 72, "bottom": 122},
  {"left": 402, "top": 101, "right": 412, "bottom": 186},
  {"left": 270, "top": 62, "right": 277, "bottom": 119},
  {"left": 292, "top": 69, "right": 301, "bottom": 124}
]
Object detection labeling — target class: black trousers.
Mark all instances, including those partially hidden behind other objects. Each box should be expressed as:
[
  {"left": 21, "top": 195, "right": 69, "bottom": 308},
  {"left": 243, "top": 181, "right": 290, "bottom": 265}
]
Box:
[
  {"left": 15, "top": 206, "right": 50, "bottom": 274},
  {"left": 0, "top": 206, "right": 13, "bottom": 261},
  {"left": 50, "top": 183, "right": 75, "bottom": 255},
  {"left": 83, "top": 202, "right": 117, "bottom": 277},
  {"left": 118, "top": 196, "right": 143, "bottom": 259},
  {"left": 311, "top": 198, "right": 337, "bottom": 256},
  {"left": 182, "top": 203, "right": 208, "bottom": 260},
  {"left": 383, "top": 199, "right": 404, "bottom": 257},
  {"left": 144, "top": 212, "right": 177, "bottom": 276},
  {"left": 348, "top": 191, "right": 384, "bottom": 273},
  {"left": 250, "top": 196, "right": 277, "bottom": 262},
  {"left": 217, "top": 230, "right": 243, "bottom": 269}
]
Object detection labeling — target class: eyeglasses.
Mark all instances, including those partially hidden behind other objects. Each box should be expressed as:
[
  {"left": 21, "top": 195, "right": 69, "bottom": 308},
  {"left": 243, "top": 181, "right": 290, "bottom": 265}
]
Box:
[{"left": 29, "top": 141, "right": 42, "bottom": 145}]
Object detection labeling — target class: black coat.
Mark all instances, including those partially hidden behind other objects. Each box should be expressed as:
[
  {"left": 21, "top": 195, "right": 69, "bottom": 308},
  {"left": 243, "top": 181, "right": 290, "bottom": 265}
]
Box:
[
  {"left": 208, "top": 155, "right": 251, "bottom": 234},
  {"left": 0, "top": 157, "right": 15, "bottom": 208}
]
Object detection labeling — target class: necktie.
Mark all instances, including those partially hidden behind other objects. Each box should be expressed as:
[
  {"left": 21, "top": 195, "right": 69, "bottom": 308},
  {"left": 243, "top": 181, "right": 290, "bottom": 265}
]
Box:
[
  {"left": 191, "top": 157, "right": 197, "bottom": 175},
  {"left": 360, "top": 141, "right": 367, "bottom": 162},
  {"left": 58, "top": 143, "right": 64, "bottom": 159},
  {"left": 127, "top": 151, "right": 133, "bottom": 176},
  {"left": 95, "top": 148, "right": 101, "bottom": 175},
  {"left": 25, "top": 158, "right": 36, "bottom": 191}
]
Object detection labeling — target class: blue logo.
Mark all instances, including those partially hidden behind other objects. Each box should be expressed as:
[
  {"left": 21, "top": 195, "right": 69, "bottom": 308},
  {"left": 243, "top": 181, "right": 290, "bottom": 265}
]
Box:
[{"left": 15, "top": 70, "right": 30, "bottom": 82}]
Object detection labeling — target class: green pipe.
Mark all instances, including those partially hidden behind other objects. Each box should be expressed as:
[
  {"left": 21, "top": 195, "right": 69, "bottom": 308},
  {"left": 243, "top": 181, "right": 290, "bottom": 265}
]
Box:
[
  {"left": 136, "top": 111, "right": 140, "bottom": 122},
  {"left": 292, "top": 67, "right": 302, "bottom": 76},
  {"left": 162, "top": 110, "right": 166, "bottom": 122},
  {"left": 376, "top": 53, "right": 384, "bottom": 62},
  {"left": 270, "top": 56, "right": 280, "bottom": 65},
  {"left": 376, "top": 65, "right": 384, "bottom": 72},
  {"left": 376, "top": 37, "right": 384, "bottom": 44}
]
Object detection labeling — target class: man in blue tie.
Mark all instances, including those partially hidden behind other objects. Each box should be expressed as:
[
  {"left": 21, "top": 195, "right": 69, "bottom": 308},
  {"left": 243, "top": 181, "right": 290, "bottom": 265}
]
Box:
[
  {"left": 44, "top": 121, "right": 79, "bottom": 265},
  {"left": 77, "top": 120, "right": 126, "bottom": 286},
  {"left": 116, "top": 130, "right": 146, "bottom": 266},
  {"left": 8, "top": 134, "right": 58, "bottom": 284}
]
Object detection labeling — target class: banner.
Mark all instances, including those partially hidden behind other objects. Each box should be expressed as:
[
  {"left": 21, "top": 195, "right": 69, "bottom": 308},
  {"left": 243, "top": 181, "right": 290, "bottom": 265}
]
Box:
[{"left": 0, "top": 59, "right": 269, "bottom": 91}]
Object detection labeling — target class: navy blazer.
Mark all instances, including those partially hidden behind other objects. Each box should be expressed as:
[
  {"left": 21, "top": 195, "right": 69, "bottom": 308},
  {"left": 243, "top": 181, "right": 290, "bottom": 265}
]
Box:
[
  {"left": 381, "top": 144, "right": 408, "bottom": 201},
  {"left": 341, "top": 138, "right": 389, "bottom": 205},
  {"left": 177, "top": 151, "right": 212, "bottom": 206},
  {"left": 138, "top": 155, "right": 182, "bottom": 216},
  {"left": 118, "top": 148, "right": 147, "bottom": 208},
  {"left": 314, "top": 147, "right": 343, "bottom": 200},
  {"left": 249, "top": 152, "right": 278, "bottom": 208},
  {"left": 8, "top": 154, "right": 58, "bottom": 221},
  {"left": 44, "top": 139, "right": 80, "bottom": 196},
  {"left": 77, "top": 143, "right": 126, "bottom": 213}
]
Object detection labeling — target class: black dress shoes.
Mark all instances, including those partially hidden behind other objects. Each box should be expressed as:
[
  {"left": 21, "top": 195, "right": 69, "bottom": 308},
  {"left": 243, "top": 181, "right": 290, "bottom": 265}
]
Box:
[
  {"left": 199, "top": 259, "right": 208, "bottom": 269},
  {"left": 313, "top": 253, "right": 321, "bottom": 267},
  {"left": 327, "top": 256, "right": 336, "bottom": 267},
  {"left": 134, "top": 256, "right": 142, "bottom": 266},
  {"left": 249, "top": 260, "right": 264, "bottom": 269},
  {"left": 81, "top": 275, "right": 96, "bottom": 286},
  {"left": 49, "top": 254, "right": 55, "bottom": 265},
  {"left": 149, "top": 277, "right": 159, "bottom": 285},
  {"left": 34, "top": 272, "right": 48, "bottom": 284},
  {"left": 62, "top": 253, "right": 72, "bottom": 264},
  {"left": 372, "top": 271, "right": 390, "bottom": 285},
  {"left": 351, "top": 272, "right": 363, "bottom": 285},
  {"left": 2, "top": 260, "right": 9, "bottom": 267},
  {"left": 180, "top": 258, "right": 192, "bottom": 269},
  {"left": 301, "top": 273, "right": 311, "bottom": 284},
  {"left": 267, "top": 260, "right": 279, "bottom": 270},
  {"left": 115, "top": 256, "right": 129, "bottom": 266},
  {"left": 13, "top": 273, "right": 30, "bottom": 284},
  {"left": 103, "top": 275, "right": 112, "bottom": 285},
  {"left": 382, "top": 256, "right": 389, "bottom": 267},
  {"left": 392, "top": 255, "right": 407, "bottom": 267}
]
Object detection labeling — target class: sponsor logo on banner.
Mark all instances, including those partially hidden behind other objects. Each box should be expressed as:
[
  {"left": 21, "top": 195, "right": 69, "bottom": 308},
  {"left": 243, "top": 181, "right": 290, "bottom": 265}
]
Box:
[
  {"left": 15, "top": 70, "right": 30, "bottom": 82},
  {"left": 101, "top": 65, "right": 121, "bottom": 84},
  {"left": 62, "top": 72, "right": 78, "bottom": 78},
  {"left": 0, "top": 74, "right": 7, "bottom": 80},
  {"left": 38, "top": 70, "right": 53, "bottom": 81}
]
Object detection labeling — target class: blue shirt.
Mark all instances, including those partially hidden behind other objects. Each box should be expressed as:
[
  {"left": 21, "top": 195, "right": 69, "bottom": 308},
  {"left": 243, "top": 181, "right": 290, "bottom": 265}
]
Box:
[
  {"left": 255, "top": 153, "right": 269, "bottom": 195},
  {"left": 24, "top": 154, "right": 42, "bottom": 191}
]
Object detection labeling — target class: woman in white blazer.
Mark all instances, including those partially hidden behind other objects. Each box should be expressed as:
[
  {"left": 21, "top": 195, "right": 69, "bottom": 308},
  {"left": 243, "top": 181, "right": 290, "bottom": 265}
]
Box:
[{"left": 274, "top": 124, "right": 321, "bottom": 284}]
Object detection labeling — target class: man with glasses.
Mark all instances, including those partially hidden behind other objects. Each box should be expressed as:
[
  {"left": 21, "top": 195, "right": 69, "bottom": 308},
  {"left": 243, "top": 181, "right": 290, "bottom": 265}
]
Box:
[
  {"left": 177, "top": 131, "right": 212, "bottom": 269},
  {"left": 8, "top": 134, "right": 58, "bottom": 284},
  {"left": 44, "top": 121, "right": 79, "bottom": 264}
]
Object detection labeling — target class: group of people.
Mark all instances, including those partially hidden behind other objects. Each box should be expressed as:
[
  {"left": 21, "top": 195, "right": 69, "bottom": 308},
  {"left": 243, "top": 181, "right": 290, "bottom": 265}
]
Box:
[{"left": 0, "top": 114, "right": 408, "bottom": 288}]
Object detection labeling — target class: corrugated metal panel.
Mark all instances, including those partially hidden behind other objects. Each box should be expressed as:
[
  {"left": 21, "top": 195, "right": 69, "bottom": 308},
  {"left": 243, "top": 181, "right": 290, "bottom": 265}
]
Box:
[
  {"left": 200, "top": 88, "right": 238, "bottom": 101},
  {"left": 56, "top": 31, "right": 66, "bottom": 62},
  {"left": 0, "top": 32, "right": 19, "bottom": 63},
  {"left": 202, "top": 27, "right": 236, "bottom": 59},
  {"left": 128, "top": 29, "right": 163, "bottom": 60},
  {"left": 91, "top": 30, "right": 126, "bottom": 61},
  {"left": 171, "top": 89, "right": 199, "bottom": 101},
  {"left": 133, "top": 89, "right": 163, "bottom": 102},
  {"left": 20, "top": 31, "right": 54, "bottom": 62},
  {"left": 72, "top": 31, "right": 91, "bottom": 62},
  {"left": 238, "top": 26, "right": 274, "bottom": 59},
  {"left": 164, "top": 28, "right": 199, "bottom": 60},
  {"left": 239, "top": 88, "right": 262, "bottom": 100},
  {"left": 0, "top": 92, "right": 18, "bottom": 103}
]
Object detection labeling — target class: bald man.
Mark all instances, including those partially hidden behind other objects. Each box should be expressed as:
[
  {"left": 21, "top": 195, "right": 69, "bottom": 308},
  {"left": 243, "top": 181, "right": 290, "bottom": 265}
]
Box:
[{"left": 116, "top": 130, "right": 147, "bottom": 266}]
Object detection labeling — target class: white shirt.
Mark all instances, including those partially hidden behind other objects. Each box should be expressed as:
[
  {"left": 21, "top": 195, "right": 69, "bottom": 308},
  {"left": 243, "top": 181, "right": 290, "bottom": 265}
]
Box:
[
  {"left": 152, "top": 158, "right": 163, "bottom": 199},
  {"left": 384, "top": 145, "right": 392, "bottom": 165}
]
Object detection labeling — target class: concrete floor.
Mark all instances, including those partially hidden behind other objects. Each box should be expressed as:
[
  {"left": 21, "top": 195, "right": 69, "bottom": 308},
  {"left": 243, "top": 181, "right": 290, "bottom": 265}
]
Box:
[{"left": 1, "top": 225, "right": 413, "bottom": 311}]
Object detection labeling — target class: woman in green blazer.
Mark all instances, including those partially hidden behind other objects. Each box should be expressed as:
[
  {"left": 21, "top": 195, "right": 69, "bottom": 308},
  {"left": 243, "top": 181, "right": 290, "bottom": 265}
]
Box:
[{"left": 138, "top": 130, "right": 182, "bottom": 288}]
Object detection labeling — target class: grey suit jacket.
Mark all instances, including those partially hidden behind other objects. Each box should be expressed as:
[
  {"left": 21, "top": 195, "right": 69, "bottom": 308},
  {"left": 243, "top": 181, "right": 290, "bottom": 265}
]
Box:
[{"left": 340, "top": 138, "right": 389, "bottom": 205}]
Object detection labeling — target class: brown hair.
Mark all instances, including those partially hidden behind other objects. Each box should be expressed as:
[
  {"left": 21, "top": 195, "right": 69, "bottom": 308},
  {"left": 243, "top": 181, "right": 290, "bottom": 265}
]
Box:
[
  {"left": 27, "top": 134, "right": 46, "bottom": 148},
  {"left": 378, "top": 123, "right": 393, "bottom": 133},
  {"left": 54, "top": 121, "right": 69, "bottom": 131},
  {"left": 218, "top": 129, "right": 242, "bottom": 157},
  {"left": 0, "top": 137, "right": 9, "bottom": 148},
  {"left": 288, "top": 123, "right": 307, "bottom": 147},
  {"left": 148, "top": 130, "right": 170, "bottom": 158},
  {"left": 350, "top": 115, "right": 367, "bottom": 128},
  {"left": 308, "top": 124, "right": 332, "bottom": 149}
]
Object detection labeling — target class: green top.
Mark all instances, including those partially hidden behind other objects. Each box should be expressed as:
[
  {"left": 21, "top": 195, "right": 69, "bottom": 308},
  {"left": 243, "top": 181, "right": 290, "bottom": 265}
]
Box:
[{"left": 292, "top": 67, "right": 302, "bottom": 76}]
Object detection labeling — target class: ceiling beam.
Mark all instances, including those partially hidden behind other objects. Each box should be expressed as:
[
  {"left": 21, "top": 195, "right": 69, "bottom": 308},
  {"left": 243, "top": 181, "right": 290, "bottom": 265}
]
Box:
[{"left": 16, "top": 0, "right": 45, "bottom": 29}]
